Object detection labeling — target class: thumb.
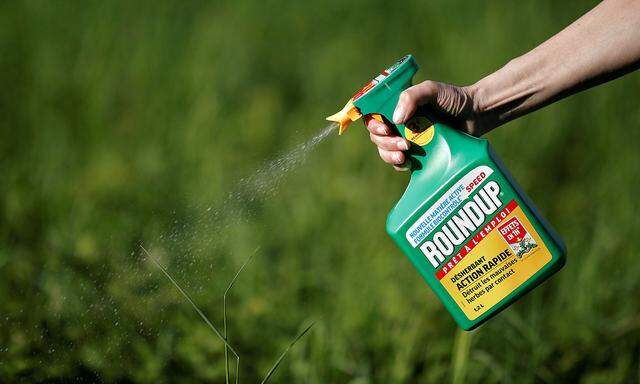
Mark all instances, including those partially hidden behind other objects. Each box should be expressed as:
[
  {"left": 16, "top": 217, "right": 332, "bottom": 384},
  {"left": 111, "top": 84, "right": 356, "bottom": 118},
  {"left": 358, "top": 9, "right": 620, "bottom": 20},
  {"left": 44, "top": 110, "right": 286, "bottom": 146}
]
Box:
[{"left": 392, "top": 81, "right": 439, "bottom": 124}]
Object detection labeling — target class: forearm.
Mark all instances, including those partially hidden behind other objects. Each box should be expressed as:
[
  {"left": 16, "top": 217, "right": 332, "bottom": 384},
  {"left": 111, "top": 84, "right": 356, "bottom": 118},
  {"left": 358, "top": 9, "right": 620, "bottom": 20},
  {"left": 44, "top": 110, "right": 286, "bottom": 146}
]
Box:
[{"left": 469, "top": 0, "right": 640, "bottom": 133}]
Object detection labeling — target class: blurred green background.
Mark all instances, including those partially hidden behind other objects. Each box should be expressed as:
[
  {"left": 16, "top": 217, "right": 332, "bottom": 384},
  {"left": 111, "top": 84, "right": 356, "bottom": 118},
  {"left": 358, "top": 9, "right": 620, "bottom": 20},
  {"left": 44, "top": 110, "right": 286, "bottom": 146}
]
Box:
[{"left": 2, "top": 0, "right": 640, "bottom": 383}]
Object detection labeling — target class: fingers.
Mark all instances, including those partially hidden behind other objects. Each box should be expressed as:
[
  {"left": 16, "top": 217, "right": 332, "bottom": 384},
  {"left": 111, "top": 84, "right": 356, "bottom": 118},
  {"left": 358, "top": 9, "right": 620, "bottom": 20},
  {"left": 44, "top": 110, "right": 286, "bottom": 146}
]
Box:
[
  {"left": 393, "top": 163, "right": 411, "bottom": 172},
  {"left": 393, "top": 80, "right": 439, "bottom": 124},
  {"left": 364, "top": 115, "right": 389, "bottom": 135},
  {"left": 364, "top": 113, "right": 412, "bottom": 172},
  {"left": 369, "top": 132, "right": 409, "bottom": 151},
  {"left": 364, "top": 115, "right": 410, "bottom": 149},
  {"left": 377, "top": 147, "right": 411, "bottom": 171},
  {"left": 378, "top": 147, "right": 405, "bottom": 165}
]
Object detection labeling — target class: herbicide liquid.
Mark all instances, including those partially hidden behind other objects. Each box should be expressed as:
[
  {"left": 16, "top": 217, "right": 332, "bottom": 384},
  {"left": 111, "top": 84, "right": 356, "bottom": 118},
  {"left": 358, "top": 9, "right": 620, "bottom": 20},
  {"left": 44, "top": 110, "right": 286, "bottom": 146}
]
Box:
[{"left": 327, "top": 55, "right": 566, "bottom": 330}]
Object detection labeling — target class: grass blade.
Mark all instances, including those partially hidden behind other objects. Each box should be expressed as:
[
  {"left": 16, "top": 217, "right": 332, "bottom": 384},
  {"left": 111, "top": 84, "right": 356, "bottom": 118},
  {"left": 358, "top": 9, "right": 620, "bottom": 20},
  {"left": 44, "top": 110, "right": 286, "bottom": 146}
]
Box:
[
  {"left": 140, "top": 245, "right": 241, "bottom": 383},
  {"left": 224, "top": 248, "right": 258, "bottom": 384},
  {"left": 259, "top": 322, "right": 315, "bottom": 384},
  {"left": 451, "top": 328, "right": 474, "bottom": 384}
]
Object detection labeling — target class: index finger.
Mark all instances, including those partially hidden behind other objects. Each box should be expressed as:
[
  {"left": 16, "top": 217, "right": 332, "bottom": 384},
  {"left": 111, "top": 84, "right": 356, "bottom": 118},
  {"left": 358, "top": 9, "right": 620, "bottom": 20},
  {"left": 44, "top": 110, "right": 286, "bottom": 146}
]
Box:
[{"left": 364, "top": 115, "right": 391, "bottom": 136}]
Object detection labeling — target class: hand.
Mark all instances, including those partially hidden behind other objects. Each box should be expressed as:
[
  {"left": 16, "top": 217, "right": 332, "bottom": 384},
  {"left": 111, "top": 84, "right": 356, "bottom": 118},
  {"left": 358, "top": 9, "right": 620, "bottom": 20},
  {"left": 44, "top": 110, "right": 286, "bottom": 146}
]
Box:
[
  {"left": 372, "top": 0, "right": 640, "bottom": 171},
  {"left": 365, "top": 80, "right": 480, "bottom": 171}
]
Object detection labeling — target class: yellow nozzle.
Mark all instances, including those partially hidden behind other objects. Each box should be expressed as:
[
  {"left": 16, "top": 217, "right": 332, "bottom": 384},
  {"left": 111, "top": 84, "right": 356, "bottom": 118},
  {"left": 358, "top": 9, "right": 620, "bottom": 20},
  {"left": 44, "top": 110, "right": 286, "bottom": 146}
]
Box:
[{"left": 326, "top": 99, "right": 363, "bottom": 135}]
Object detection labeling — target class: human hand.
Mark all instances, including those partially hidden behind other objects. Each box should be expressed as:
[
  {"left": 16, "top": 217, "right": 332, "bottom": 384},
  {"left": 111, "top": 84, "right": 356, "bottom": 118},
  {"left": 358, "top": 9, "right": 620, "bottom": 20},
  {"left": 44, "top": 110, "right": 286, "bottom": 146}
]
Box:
[{"left": 365, "top": 80, "right": 480, "bottom": 171}]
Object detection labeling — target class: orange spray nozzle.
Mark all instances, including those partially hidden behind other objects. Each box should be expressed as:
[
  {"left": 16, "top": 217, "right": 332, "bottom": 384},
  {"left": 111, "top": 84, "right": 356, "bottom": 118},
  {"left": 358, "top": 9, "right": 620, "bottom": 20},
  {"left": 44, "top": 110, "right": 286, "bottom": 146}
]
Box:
[
  {"left": 326, "top": 99, "right": 385, "bottom": 135},
  {"left": 326, "top": 99, "right": 363, "bottom": 135}
]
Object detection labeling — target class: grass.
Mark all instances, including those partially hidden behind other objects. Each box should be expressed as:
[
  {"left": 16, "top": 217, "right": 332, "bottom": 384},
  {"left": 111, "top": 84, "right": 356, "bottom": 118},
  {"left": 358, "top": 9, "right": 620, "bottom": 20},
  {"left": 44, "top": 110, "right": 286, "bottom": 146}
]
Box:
[
  {"left": 2, "top": 0, "right": 640, "bottom": 382},
  {"left": 140, "top": 245, "right": 242, "bottom": 382},
  {"left": 451, "top": 329, "right": 474, "bottom": 384},
  {"left": 141, "top": 245, "right": 313, "bottom": 383},
  {"left": 223, "top": 249, "right": 257, "bottom": 384}
]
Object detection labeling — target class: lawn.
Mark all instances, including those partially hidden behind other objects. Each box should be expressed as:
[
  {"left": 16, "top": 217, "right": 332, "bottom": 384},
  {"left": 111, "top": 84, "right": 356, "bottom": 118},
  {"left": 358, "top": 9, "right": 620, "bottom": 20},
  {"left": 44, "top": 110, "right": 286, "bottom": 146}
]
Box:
[{"left": 1, "top": 1, "right": 640, "bottom": 383}]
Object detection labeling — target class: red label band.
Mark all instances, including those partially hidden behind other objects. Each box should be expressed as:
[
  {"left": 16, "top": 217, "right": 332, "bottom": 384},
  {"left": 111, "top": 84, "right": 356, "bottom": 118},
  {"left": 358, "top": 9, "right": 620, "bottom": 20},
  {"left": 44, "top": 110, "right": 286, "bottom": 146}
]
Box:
[{"left": 435, "top": 199, "right": 518, "bottom": 280}]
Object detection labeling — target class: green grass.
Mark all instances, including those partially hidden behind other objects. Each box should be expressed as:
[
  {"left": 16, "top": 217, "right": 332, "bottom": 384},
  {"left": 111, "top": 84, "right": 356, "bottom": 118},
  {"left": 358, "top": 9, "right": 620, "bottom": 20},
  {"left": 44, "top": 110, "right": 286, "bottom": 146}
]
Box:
[
  {"left": 142, "top": 245, "right": 311, "bottom": 383},
  {"left": 141, "top": 245, "right": 242, "bottom": 382},
  {"left": 2, "top": 0, "right": 640, "bottom": 383}
]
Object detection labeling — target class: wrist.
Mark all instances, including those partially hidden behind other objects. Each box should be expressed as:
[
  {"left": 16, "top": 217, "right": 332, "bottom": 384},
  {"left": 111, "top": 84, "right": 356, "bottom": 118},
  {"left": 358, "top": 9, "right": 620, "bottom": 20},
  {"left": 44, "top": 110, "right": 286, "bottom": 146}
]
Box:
[
  {"left": 461, "top": 81, "right": 496, "bottom": 136},
  {"left": 463, "top": 56, "right": 530, "bottom": 135}
]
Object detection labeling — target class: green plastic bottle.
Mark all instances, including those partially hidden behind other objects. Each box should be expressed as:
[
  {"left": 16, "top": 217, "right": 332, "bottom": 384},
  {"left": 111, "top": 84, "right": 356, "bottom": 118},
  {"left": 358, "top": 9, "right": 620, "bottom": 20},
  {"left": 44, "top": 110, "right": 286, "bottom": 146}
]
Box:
[{"left": 328, "top": 55, "right": 566, "bottom": 330}]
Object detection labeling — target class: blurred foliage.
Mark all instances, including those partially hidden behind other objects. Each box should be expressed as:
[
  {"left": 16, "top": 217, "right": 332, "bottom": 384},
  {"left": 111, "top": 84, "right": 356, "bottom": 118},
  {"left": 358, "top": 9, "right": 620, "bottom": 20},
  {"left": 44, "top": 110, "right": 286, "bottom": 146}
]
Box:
[{"left": 1, "top": 0, "right": 640, "bottom": 383}]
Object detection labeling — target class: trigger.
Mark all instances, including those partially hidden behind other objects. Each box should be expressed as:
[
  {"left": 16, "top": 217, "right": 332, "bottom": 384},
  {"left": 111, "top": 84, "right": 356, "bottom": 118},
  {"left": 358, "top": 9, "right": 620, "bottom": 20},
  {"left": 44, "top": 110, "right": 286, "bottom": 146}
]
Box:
[{"left": 371, "top": 114, "right": 384, "bottom": 123}]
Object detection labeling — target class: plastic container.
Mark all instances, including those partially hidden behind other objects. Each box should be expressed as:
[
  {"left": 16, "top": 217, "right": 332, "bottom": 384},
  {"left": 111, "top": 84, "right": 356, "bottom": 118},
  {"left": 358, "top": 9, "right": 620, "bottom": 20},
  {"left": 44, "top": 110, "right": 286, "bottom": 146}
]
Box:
[{"left": 327, "top": 55, "right": 566, "bottom": 330}]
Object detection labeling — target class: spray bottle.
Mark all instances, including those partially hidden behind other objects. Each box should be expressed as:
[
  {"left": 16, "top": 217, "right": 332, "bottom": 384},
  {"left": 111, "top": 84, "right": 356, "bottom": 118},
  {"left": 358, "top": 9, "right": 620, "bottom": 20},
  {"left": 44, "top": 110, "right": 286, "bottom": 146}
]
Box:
[{"left": 327, "top": 55, "right": 566, "bottom": 330}]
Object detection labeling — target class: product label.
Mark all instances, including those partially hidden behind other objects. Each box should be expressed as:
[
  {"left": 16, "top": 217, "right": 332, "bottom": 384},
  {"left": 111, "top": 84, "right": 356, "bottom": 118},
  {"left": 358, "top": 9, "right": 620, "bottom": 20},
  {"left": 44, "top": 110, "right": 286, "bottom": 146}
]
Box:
[
  {"left": 436, "top": 199, "right": 550, "bottom": 319},
  {"left": 406, "top": 166, "right": 494, "bottom": 247},
  {"left": 406, "top": 167, "right": 552, "bottom": 320}
]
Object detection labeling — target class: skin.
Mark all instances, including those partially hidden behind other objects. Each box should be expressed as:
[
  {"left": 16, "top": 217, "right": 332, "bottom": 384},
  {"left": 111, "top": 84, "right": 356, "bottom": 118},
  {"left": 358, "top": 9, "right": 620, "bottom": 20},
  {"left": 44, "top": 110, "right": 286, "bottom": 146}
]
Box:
[{"left": 367, "top": 0, "right": 640, "bottom": 171}]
